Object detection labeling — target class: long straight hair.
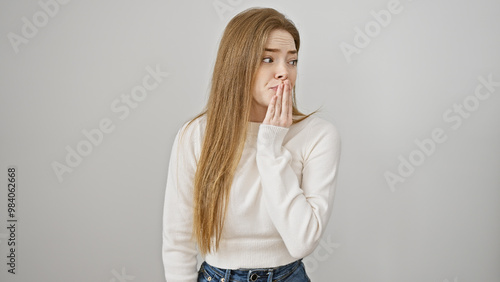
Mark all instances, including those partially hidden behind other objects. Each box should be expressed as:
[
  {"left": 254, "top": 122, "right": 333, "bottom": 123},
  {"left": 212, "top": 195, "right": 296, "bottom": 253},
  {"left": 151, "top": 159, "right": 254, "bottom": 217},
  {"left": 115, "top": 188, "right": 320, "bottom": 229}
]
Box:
[{"left": 184, "top": 7, "right": 315, "bottom": 256}]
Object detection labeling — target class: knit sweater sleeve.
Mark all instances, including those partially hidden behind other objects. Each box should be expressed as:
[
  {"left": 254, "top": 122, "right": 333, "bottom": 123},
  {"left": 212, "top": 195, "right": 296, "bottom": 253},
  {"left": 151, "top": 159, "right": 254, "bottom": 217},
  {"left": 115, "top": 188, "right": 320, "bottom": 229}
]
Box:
[
  {"left": 256, "top": 118, "right": 341, "bottom": 259},
  {"left": 162, "top": 123, "right": 199, "bottom": 282}
]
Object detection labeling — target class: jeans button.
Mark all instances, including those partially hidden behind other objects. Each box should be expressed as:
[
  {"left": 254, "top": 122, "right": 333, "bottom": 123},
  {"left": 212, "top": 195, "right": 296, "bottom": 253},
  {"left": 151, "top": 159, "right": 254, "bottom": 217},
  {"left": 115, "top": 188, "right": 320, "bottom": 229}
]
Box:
[{"left": 250, "top": 273, "right": 258, "bottom": 281}]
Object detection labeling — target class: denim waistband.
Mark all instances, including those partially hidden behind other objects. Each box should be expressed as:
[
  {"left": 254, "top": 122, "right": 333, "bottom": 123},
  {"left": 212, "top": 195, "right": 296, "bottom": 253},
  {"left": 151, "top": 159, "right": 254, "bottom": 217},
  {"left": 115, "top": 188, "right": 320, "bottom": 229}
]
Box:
[{"left": 200, "top": 259, "right": 303, "bottom": 282}]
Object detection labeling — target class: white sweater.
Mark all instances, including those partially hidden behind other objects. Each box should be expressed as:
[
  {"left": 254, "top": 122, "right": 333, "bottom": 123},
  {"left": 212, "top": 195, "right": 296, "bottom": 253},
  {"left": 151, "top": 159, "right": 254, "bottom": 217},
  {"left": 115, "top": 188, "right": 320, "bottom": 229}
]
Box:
[{"left": 162, "top": 114, "right": 341, "bottom": 282}]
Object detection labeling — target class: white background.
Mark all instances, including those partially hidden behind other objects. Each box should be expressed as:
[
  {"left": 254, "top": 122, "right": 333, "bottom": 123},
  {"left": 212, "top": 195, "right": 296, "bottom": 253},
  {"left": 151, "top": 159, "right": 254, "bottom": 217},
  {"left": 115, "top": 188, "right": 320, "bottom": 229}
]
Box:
[{"left": 1, "top": 0, "right": 499, "bottom": 281}]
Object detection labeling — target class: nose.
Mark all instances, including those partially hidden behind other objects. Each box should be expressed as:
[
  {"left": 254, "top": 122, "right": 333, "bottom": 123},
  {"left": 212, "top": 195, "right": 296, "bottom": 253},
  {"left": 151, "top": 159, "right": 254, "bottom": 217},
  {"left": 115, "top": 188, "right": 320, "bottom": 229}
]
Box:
[{"left": 274, "top": 62, "right": 289, "bottom": 80}]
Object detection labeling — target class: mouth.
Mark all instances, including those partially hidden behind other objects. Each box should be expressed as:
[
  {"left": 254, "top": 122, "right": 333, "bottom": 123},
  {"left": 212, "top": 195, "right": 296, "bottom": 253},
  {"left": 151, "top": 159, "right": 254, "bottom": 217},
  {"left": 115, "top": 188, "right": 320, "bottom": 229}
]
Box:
[{"left": 269, "top": 85, "right": 279, "bottom": 91}]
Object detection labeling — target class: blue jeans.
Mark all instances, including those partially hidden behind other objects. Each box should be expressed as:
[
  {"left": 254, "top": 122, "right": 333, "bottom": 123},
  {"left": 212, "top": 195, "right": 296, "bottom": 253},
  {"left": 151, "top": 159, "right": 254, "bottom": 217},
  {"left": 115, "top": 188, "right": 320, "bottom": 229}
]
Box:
[{"left": 197, "top": 259, "right": 311, "bottom": 282}]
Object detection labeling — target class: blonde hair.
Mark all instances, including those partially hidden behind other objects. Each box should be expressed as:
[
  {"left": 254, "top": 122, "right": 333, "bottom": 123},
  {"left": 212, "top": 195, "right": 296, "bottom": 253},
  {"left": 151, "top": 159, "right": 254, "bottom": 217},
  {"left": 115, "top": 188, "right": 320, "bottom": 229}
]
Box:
[{"left": 184, "top": 7, "right": 315, "bottom": 256}]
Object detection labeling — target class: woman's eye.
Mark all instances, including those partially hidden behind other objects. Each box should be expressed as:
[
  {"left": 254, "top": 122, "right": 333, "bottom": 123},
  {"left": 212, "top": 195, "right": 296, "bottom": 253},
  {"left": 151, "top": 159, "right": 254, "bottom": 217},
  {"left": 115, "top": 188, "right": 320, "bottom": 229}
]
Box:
[{"left": 262, "top": 57, "right": 297, "bottom": 65}]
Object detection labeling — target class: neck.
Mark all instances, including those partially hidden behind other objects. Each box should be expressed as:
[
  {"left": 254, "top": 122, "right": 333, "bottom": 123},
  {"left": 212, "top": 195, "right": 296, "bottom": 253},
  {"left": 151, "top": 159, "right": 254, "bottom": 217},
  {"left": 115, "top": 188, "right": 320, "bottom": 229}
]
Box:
[{"left": 249, "top": 104, "right": 266, "bottom": 123}]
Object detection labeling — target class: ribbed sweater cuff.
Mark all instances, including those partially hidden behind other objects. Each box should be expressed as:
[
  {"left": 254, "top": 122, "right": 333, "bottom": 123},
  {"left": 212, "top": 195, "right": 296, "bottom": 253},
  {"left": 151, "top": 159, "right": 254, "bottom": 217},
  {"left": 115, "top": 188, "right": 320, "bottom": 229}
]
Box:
[{"left": 257, "top": 124, "right": 289, "bottom": 156}]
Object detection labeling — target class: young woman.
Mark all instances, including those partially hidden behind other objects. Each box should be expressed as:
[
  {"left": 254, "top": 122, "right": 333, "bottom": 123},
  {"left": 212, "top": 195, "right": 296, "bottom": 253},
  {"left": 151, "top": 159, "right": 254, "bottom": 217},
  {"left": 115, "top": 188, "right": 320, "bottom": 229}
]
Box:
[{"left": 163, "top": 7, "right": 341, "bottom": 282}]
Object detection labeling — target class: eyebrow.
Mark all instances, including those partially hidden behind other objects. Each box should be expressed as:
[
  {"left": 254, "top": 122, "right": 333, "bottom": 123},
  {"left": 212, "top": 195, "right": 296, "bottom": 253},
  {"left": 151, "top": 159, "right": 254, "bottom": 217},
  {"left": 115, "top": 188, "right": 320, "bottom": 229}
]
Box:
[{"left": 264, "top": 48, "right": 297, "bottom": 55}]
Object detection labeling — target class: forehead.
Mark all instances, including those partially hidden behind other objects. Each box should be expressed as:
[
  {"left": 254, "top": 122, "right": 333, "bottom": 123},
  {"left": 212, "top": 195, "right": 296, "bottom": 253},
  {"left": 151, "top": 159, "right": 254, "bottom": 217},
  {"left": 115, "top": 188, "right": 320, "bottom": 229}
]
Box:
[{"left": 265, "top": 29, "right": 296, "bottom": 50}]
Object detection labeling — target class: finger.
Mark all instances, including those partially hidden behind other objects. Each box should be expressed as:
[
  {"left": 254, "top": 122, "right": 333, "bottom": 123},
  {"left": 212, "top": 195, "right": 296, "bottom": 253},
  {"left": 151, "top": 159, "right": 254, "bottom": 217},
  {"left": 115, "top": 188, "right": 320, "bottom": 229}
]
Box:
[
  {"left": 287, "top": 81, "right": 293, "bottom": 120},
  {"left": 275, "top": 83, "right": 283, "bottom": 118},
  {"left": 282, "top": 81, "right": 290, "bottom": 119},
  {"left": 263, "top": 95, "right": 277, "bottom": 124}
]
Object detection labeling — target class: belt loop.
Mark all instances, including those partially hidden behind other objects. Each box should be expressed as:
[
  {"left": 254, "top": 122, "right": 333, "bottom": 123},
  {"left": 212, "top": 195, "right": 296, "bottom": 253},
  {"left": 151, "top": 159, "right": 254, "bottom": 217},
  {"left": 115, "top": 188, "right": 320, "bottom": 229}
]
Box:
[
  {"left": 267, "top": 268, "right": 274, "bottom": 282},
  {"left": 223, "top": 268, "right": 230, "bottom": 282}
]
